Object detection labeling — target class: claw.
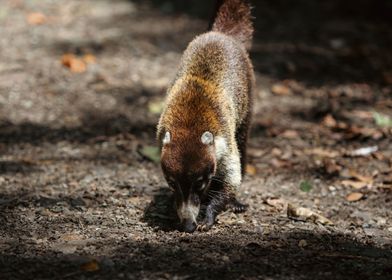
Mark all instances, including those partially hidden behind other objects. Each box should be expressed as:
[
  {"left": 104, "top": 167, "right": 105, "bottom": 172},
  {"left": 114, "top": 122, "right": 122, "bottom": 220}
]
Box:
[
  {"left": 230, "top": 199, "right": 248, "bottom": 213},
  {"left": 198, "top": 221, "right": 213, "bottom": 232}
]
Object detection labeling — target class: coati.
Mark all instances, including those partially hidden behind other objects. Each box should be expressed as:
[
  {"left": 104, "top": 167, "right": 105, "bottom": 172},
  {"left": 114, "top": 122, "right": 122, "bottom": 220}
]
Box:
[{"left": 157, "top": 0, "right": 254, "bottom": 233}]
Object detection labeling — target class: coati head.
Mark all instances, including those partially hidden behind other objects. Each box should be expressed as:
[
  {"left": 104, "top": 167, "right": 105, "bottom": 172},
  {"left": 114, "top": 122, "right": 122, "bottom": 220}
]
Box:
[{"left": 160, "top": 130, "right": 217, "bottom": 233}]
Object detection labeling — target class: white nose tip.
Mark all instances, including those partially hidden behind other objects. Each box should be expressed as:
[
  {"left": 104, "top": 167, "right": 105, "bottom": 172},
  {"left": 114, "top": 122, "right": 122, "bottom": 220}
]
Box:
[{"left": 177, "top": 201, "right": 199, "bottom": 224}]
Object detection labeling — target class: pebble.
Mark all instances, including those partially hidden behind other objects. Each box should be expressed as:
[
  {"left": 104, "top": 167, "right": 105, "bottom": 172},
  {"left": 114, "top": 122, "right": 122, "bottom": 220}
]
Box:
[{"left": 298, "top": 239, "right": 307, "bottom": 248}]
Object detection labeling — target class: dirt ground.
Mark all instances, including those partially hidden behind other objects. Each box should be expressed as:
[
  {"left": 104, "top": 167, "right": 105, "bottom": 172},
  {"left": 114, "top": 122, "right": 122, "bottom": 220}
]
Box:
[{"left": 0, "top": 0, "right": 392, "bottom": 279}]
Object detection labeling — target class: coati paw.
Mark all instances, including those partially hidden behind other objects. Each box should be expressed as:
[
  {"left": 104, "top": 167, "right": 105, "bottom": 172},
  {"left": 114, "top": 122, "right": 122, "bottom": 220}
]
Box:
[
  {"left": 197, "top": 215, "right": 215, "bottom": 232},
  {"left": 229, "top": 199, "right": 248, "bottom": 213},
  {"left": 197, "top": 221, "right": 214, "bottom": 232}
]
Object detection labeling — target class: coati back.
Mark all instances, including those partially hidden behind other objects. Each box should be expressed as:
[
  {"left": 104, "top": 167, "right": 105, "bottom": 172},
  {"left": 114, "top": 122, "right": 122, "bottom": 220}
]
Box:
[{"left": 157, "top": 0, "right": 254, "bottom": 233}]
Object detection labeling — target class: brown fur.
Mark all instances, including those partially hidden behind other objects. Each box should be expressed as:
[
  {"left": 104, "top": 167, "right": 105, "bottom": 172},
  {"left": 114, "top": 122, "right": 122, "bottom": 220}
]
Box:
[
  {"left": 211, "top": 0, "right": 253, "bottom": 50},
  {"left": 157, "top": 0, "right": 255, "bottom": 232}
]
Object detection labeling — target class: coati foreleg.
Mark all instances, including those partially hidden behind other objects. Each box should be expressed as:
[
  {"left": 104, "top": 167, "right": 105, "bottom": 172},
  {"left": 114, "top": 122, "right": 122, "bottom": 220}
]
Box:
[
  {"left": 199, "top": 148, "right": 247, "bottom": 231},
  {"left": 236, "top": 115, "right": 251, "bottom": 176}
]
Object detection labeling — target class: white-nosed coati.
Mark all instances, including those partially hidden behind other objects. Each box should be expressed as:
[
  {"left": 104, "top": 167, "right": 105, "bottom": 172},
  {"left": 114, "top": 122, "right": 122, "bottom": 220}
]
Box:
[{"left": 157, "top": 0, "right": 254, "bottom": 233}]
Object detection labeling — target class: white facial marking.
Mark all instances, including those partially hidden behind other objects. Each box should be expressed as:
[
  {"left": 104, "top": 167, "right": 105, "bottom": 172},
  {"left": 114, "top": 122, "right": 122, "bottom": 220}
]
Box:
[
  {"left": 201, "top": 131, "right": 214, "bottom": 145},
  {"left": 163, "top": 131, "right": 171, "bottom": 145},
  {"left": 200, "top": 183, "right": 206, "bottom": 190},
  {"left": 214, "top": 136, "right": 228, "bottom": 161},
  {"left": 177, "top": 200, "right": 199, "bottom": 223}
]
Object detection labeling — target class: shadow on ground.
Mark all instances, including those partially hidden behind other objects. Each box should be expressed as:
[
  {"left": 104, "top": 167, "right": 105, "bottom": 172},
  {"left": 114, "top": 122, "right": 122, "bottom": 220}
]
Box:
[
  {"left": 132, "top": 0, "right": 392, "bottom": 86},
  {"left": 0, "top": 228, "right": 391, "bottom": 279},
  {"left": 143, "top": 187, "right": 177, "bottom": 231}
]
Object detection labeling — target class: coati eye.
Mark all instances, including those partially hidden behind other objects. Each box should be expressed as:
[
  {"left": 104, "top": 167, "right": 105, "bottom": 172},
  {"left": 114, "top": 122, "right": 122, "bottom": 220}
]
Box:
[
  {"left": 195, "top": 176, "right": 206, "bottom": 191},
  {"left": 196, "top": 176, "right": 203, "bottom": 183},
  {"left": 201, "top": 131, "right": 213, "bottom": 145},
  {"left": 166, "top": 176, "right": 176, "bottom": 188},
  {"left": 163, "top": 131, "right": 171, "bottom": 145}
]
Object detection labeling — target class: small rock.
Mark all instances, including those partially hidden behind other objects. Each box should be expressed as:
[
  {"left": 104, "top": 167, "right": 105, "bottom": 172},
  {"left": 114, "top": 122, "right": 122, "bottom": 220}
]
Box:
[{"left": 298, "top": 239, "right": 307, "bottom": 248}]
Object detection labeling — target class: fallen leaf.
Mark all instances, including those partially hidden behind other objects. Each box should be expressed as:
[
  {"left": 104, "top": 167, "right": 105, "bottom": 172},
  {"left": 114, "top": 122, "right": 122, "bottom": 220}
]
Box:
[
  {"left": 246, "top": 164, "right": 257, "bottom": 175},
  {"left": 271, "top": 147, "right": 282, "bottom": 156},
  {"left": 322, "top": 114, "right": 337, "bottom": 128},
  {"left": 348, "top": 126, "right": 383, "bottom": 140},
  {"left": 341, "top": 180, "right": 368, "bottom": 189},
  {"left": 62, "top": 233, "right": 84, "bottom": 241},
  {"left": 280, "top": 130, "right": 299, "bottom": 139},
  {"left": 299, "top": 181, "right": 312, "bottom": 192},
  {"left": 346, "top": 192, "right": 364, "bottom": 202},
  {"left": 83, "top": 54, "right": 96, "bottom": 64},
  {"left": 340, "top": 169, "right": 373, "bottom": 183},
  {"left": 348, "top": 170, "right": 373, "bottom": 183},
  {"left": 271, "top": 84, "right": 291, "bottom": 95},
  {"left": 265, "top": 197, "right": 286, "bottom": 210},
  {"left": 139, "top": 145, "right": 160, "bottom": 163},
  {"left": 306, "top": 148, "right": 339, "bottom": 158},
  {"left": 27, "top": 12, "right": 47, "bottom": 25},
  {"left": 80, "top": 260, "right": 100, "bottom": 272},
  {"left": 287, "top": 203, "right": 333, "bottom": 225},
  {"left": 61, "top": 54, "right": 86, "bottom": 73}
]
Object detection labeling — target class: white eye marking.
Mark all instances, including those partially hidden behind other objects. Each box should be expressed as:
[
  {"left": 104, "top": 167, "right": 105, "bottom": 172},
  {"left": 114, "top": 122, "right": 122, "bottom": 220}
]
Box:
[
  {"left": 199, "top": 183, "right": 206, "bottom": 190},
  {"left": 201, "top": 131, "right": 213, "bottom": 145},
  {"left": 163, "top": 131, "right": 171, "bottom": 145}
]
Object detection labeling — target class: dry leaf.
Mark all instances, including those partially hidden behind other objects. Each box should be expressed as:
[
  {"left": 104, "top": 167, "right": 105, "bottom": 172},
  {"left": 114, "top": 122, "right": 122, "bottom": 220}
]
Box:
[
  {"left": 322, "top": 114, "right": 337, "bottom": 128},
  {"left": 306, "top": 148, "right": 339, "bottom": 158},
  {"left": 340, "top": 169, "right": 373, "bottom": 184},
  {"left": 348, "top": 170, "right": 373, "bottom": 183},
  {"left": 346, "top": 192, "right": 363, "bottom": 202},
  {"left": 280, "top": 130, "right": 299, "bottom": 139},
  {"left": 341, "top": 180, "right": 368, "bottom": 189},
  {"left": 27, "top": 12, "right": 47, "bottom": 25},
  {"left": 271, "top": 84, "right": 291, "bottom": 95},
  {"left": 265, "top": 197, "right": 286, "bottom": 210},
  {"left": 80, "top": 260, "right": 100, "bottom": 272},
  {"left": 287, "top": 203, "right": 333, "bottom": 225},
  {"left": 83, "top": 54, "right": 96, "bottom": 64},
  {"left": 271, "top": 147, "right": 282, "bottom": 156},
  {"left": 245, "top": 164, "right": 257, "bottom": 175},
  {"left": 61, "top": 54, "right": 86, "bottom": 73}
]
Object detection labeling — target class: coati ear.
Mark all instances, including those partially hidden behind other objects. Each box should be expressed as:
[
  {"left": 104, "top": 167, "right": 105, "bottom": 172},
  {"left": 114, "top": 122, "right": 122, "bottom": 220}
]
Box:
[
  {"left": 201, "top": 131, "right": 214, "bottom": 145},
  {"left": 163, "top": 131, "right": 171, "bottom": 145}
]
